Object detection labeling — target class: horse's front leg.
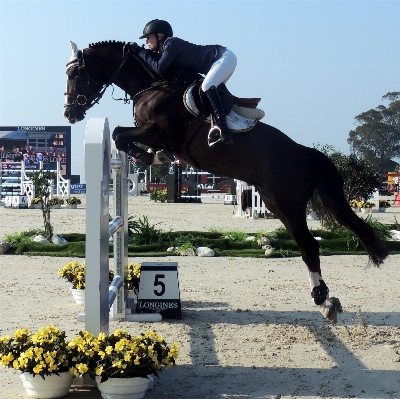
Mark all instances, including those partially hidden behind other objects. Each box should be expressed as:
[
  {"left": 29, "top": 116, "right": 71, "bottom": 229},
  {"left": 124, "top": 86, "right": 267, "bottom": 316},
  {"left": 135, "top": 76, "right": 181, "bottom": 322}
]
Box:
[
  {"left": 113, "top": 122, "right": 169, "bottom": 148},
  {"left": 113, "top": 133, "right": 155, "bottom": 166}
]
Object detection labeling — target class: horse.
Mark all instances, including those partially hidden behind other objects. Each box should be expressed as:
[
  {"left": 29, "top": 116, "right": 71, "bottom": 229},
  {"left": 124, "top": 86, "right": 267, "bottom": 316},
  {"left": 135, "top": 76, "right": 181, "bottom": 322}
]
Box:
[{"left": 63, "top": 40, "right": 388, "bottom": 323}]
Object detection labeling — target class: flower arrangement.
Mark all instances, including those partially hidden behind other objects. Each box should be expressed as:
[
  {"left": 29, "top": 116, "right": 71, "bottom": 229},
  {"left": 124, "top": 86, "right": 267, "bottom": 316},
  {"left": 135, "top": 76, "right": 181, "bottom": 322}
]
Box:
[
  {"left": 379, "top": 200, "right": 391, "bottom": 208},
  {"left": 0, "top": 326, "right": 75, "bottom": 378},
  {"left": 126, "top": 262, "right": 141, "bottom": 291},
  {"left": 49, "top": 197, "right": 64, "bottom": 206},
  {"left": 66, "top": 196, "right": 81, "bottom": 205},
  {"left": 359, "top": 201, "right": 376, "bottom": 208},
  {"left": 31, "top": 197, "right": 42, "bottom": 205},
  {"left": 58, "top": 261, "right": 114, "bottom": 290},
  {"left": 68, "top": 329, "right": 179, "bottom": 382},
  {"left": 349, "top": 199, "right": 361, "bottom": 208}
]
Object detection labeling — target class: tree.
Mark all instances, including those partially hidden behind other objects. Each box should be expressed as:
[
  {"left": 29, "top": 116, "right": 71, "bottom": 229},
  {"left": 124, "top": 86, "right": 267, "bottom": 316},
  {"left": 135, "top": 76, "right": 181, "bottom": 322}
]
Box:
[
  {"left": 310, "top": 146, "right": 381, "bottom": 227},
  {"left": 32, "top": 170, "right": 56, "bottom": 240},
  {"left": 348, "top": 92, "right": 400, "bottom": 172}
]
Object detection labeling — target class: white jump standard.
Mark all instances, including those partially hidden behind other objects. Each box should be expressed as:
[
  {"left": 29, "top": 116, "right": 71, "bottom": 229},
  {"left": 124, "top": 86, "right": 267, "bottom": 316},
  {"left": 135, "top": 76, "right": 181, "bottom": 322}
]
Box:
[{"left": 82, "top": 117, "right": 161, "bottom": 336}]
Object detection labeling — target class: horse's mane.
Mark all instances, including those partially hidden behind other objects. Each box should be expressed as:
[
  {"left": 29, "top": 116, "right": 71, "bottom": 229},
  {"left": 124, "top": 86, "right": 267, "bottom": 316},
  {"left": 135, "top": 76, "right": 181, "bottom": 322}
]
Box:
[{"left": 88, "top": 40, "right": 126, "bottom": 49}]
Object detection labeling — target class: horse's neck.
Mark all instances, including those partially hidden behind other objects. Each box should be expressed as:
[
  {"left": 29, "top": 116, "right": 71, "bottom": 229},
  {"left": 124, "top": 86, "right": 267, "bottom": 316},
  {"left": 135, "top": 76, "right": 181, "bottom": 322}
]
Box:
[{"left": 87, "top": 46, "right": 154, "bottom": 98}]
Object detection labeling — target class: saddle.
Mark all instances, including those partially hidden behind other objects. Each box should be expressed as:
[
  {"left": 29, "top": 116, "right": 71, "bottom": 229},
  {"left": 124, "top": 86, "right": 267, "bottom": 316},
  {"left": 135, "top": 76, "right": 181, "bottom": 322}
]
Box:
[
  {"left": 191, "top": 82, "right": 265, "bottom": 121},
  {"left": 183, "top": 83, "right": 265, "bottom": 132}
]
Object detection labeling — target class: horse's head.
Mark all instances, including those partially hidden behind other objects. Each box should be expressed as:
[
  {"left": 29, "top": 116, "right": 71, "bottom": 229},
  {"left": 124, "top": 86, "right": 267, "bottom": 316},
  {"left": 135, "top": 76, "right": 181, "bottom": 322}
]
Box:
[
  {"left": 64, "top": 41, "right": 161, "bottom": 124},
  {"left": 63, "top": 41, "right": 111, "bottom": 123}
]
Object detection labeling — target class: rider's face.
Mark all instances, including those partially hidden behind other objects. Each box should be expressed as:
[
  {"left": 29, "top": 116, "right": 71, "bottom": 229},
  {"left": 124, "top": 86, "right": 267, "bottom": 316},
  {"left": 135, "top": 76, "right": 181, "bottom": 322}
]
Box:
[{"left": 145, "top": 34, "right": 158, "bottom": 51}]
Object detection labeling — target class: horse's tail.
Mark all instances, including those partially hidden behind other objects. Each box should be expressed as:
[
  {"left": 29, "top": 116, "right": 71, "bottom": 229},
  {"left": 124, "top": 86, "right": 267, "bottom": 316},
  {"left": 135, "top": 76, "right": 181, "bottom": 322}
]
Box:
[{"left": 312, "top": 149, "right": 388, "bottom": 266}]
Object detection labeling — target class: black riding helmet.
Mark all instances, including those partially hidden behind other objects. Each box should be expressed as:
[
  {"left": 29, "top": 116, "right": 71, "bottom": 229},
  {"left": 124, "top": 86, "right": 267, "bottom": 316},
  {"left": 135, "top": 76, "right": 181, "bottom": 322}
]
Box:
[{"left": 139, "top": 19, "right": 173, "bottom": 39}]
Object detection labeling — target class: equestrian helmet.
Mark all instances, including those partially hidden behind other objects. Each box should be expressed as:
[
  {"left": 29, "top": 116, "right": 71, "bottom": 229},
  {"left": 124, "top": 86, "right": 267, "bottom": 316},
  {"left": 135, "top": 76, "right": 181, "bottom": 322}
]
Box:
[{"left": 139, "top": 19, "right": 173, "bottom": 39}]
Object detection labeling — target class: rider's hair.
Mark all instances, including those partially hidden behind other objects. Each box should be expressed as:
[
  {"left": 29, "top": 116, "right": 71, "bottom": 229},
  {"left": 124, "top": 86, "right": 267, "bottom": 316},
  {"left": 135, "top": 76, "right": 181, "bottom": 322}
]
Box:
[{"left": 157, "top": 33, "right": 166, "bottom": 41}]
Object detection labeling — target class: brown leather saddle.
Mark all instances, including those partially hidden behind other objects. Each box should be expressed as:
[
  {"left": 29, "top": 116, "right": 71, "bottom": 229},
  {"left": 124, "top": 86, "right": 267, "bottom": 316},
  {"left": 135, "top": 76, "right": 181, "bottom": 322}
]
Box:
[{"left": 191, "top": 82, "right": 261, "bottom": 116}]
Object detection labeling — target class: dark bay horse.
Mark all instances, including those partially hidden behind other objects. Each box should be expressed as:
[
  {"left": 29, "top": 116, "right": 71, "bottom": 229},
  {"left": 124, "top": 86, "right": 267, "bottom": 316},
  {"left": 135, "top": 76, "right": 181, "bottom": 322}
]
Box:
[{"left": 63, "top": 40, "right": 388, "bottom": 323}]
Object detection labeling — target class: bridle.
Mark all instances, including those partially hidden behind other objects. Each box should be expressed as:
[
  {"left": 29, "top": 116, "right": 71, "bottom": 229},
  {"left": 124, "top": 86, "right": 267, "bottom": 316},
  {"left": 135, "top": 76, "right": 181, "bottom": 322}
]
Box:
[
  {"left": 64, "top": 44, "right": 163, "bottom": 113},
  {"left": 64, "top": 49, "right": 108, "bottom": 110}
]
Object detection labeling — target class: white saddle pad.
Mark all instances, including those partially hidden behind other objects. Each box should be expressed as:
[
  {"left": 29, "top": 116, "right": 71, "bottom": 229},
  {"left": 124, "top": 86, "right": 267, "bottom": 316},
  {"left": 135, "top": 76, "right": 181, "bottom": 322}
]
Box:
[{"left": 183, "top": 84, "right": 262, "bottom": 132}]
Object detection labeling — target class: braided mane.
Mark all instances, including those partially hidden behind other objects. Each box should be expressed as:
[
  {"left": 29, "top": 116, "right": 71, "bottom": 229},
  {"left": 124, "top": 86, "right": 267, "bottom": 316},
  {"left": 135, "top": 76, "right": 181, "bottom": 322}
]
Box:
[{"left": 88, "top": 40, "right": 126, "bottom": 49}]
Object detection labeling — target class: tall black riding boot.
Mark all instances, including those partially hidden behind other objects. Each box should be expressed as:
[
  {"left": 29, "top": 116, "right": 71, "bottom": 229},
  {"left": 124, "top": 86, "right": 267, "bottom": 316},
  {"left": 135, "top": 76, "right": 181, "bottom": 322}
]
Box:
[{"left": 204, "top": 86, "right": 234, "bottom": 146}]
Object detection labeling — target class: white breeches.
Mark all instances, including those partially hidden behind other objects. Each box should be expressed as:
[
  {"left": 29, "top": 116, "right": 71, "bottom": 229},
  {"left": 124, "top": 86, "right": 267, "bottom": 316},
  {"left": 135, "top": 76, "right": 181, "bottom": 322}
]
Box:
[{"left": 201, "top": 49, "right": 237, "bottom": 92}]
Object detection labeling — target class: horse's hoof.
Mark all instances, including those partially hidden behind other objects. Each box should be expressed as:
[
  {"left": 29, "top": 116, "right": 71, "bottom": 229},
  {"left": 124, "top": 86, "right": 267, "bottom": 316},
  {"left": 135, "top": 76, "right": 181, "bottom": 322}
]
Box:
[
  {"left": 130, "top": 151, "right": 154, "bottom": 166},
  {"left": 323, "top": 297, "right": 343, "bottom": 324},
  {"left": 154, "top": 150, "right": 175, "bottom": 164}
]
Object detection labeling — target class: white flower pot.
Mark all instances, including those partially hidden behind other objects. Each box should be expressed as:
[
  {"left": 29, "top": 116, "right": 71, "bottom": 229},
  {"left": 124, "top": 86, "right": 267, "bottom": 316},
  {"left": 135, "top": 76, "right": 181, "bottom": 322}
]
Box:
[
  {"left": 70, "top": 288, "right": 85, "bottom": 305},
  {"left": 361, "top": 208, "right": 372, "bottom": 213},
  {"left": 379, "top": 207, "right": 386, "bottom": 212},
  {"left": 95, "top": 376, "right": 150, "bottom": 399},
  {"left": 20, "top": 371, "right": 72, "bottom": 398}
]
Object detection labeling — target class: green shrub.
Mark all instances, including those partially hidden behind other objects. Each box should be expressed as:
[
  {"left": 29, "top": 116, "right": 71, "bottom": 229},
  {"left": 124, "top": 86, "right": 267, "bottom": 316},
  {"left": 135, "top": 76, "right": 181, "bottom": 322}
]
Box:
[
  {"left": 128, "top": 215, "right": 167, "bottom": 245},
  {"left": 5, "top": 230, "right": 43, "bottom": 249},
  {"left": 149, "top": 189, "right": 167, "bottom": 203}
]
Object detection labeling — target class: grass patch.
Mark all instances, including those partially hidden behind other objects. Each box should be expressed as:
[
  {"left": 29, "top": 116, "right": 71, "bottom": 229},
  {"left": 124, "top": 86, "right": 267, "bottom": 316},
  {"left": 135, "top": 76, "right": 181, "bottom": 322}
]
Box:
[{"left": 4, "top": 215, "right": 400, "bottom": 258}]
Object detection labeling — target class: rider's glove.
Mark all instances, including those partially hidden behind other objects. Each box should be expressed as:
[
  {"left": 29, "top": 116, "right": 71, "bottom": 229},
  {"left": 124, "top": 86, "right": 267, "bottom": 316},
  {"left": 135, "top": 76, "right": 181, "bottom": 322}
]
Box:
[{"left": 130, "top": 42, "right": 142, "bottom": 54}]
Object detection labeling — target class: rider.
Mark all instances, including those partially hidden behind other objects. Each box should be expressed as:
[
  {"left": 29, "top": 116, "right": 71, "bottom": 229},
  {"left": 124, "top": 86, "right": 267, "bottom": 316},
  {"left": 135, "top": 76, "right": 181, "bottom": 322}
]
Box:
[{"left": 131, "top": 19, "right": 236, "bottom": 147}]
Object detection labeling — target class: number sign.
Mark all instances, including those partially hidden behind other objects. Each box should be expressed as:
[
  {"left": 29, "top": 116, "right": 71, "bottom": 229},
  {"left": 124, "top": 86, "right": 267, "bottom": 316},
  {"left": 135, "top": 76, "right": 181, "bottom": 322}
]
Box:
[{"left": 137, "top": 262, "right": 182, "bottom": 319}]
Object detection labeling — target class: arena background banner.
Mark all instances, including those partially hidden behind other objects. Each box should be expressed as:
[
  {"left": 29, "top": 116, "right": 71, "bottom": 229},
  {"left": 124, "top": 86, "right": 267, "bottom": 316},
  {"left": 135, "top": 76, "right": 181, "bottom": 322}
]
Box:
[{"left": 0, "top": 126, "right": 71, "bottom": 177}]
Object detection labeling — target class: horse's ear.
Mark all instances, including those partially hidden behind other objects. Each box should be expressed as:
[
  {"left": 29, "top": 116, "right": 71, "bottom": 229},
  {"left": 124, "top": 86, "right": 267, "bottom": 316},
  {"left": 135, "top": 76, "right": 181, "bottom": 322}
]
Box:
[{"left": 69, "top": 41, "right": 79, "bottom": 62}]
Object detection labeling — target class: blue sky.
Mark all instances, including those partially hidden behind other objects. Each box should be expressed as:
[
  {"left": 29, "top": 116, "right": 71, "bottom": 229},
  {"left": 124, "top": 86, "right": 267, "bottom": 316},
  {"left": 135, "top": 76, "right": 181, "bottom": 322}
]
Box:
[{"left": 0, "top": 0, "right": 399, "bottom": 179}]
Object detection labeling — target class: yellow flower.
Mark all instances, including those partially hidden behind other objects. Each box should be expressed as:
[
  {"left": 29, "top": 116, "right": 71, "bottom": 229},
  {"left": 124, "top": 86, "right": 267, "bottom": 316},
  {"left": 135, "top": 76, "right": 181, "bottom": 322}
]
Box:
[
  {"left": 13, "top": 328, "right": 29, "bottom": 339},
  {"left": 95, "top": 365, "right": 104, "bottom": 376},
  {"left": 77, "top": 363, "right": 88, "bottom": 374},
  {"left": 70, "top": 366, "right": 80, "bottom": 377},
  {"left": 0, "top": 354, "right": 14, "bottom": 366},
  {"left": 33, "top": 364, "right": 44, "bottom": 374},
  {"left": 112, "top": 360, "right": 126, "bottom": 369}
]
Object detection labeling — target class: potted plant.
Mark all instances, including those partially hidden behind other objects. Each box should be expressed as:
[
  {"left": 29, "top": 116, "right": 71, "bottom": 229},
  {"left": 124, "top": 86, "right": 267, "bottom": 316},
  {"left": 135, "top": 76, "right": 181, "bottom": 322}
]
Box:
[
  {"left": 379, "top": 199, "right": 391, "bottom": 212},
  {"left": 58, "top": 261, "right": 114, "bottom": 304},
  {"left": 30, "top": 197, "right": 42, "bottom": 209},
  {"left": 349, "top": 199, "right": 361, "bottom": 211},
  {"left": 124, "top": 262, "right": 141, "bottom": 307},
  {"left": 49, "top": 197, "right": 64, "bottom": 209},
  {"left": 126, "top": 262, "right": 141, "bottom": 292},
  {"left": 0, "top": 325, "right": 76, "bottom": 398},
  {"left": 65, "top": 196, "right": 81, "bottom": 208},
  {"left": 68, "top": 329, "right": 179, "bottom": 399},
  {"left": 359, "top": 201, "right": 376, "bottom": 213}
]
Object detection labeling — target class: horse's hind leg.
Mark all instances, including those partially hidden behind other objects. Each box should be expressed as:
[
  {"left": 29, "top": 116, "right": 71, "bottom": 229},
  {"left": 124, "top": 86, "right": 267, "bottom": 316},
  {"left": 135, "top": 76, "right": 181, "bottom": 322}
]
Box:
[{"left": 259, "top": 195, "right": 342, "bottom": 322}]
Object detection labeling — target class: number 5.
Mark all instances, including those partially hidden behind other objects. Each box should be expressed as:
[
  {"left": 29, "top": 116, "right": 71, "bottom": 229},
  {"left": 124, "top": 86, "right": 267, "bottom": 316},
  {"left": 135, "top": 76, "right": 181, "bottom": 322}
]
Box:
[{"left": 153, "top": 274, "right": 165, "bottom": 296}]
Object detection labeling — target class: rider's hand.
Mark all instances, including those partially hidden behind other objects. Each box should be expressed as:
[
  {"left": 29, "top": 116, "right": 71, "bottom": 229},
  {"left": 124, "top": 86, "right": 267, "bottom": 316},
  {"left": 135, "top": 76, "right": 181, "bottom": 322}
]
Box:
[{"left": 130, "top": 42, "right": 142, "bottom": 54}]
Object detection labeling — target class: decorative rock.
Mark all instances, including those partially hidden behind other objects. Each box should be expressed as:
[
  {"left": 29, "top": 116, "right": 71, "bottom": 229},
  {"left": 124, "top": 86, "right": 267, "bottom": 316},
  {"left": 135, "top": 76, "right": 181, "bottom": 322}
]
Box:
[
  {"left": 52, "top": 234, "right": 68, "bottom": 245},
  {"left": 34, "top": 235, "right": 50, "bottom": 244},
  {"left": 167, "top": 246, "right": 176, "bottom": 252},
  {"left": 0, "top": 241, "right": 11, "bottom": 254},
  {"left": 264, "top": 245, "right": 275, "bottom": 256},
  {"left": 195, "top": 247, "right": 215, "bottom": 257},
  {"left": 245, "top": 236, "right": 256, "bottom": 241},
  {"left": 257, "top": 236, "right": 270, "bottom": 247}
]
